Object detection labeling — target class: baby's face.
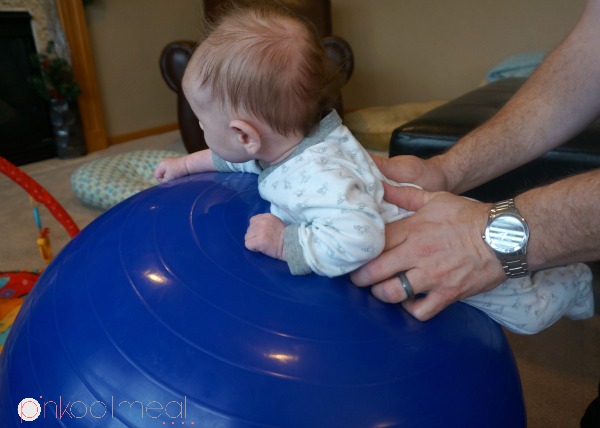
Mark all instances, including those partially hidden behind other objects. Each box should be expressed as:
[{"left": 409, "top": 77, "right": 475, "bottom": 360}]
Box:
[{"left": 185, "top": 86, "right": 254, "bottom": 164}]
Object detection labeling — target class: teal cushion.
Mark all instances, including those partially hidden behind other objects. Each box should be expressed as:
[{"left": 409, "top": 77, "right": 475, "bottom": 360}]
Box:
[{"left": 71, "top": 150, "right": 182, "bottom": 210}]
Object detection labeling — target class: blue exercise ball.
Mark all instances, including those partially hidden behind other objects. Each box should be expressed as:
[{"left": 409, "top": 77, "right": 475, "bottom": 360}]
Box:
[{"left": 0, "top": 172, "right": 525, "bottom": 427}]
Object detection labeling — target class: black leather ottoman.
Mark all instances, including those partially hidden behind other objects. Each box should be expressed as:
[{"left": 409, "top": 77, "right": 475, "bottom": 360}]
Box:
[{"left": 389, "top": 78, "right": 600, "bottom": 201}]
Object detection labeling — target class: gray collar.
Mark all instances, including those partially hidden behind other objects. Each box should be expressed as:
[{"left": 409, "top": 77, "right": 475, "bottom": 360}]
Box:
[{"left": 258, "top": 110, "right": 342, "bottom": 182}]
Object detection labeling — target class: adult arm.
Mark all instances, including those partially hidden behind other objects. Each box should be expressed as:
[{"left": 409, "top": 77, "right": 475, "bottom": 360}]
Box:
[
  {"left": 352, "top": 169, "right": 600, "bottom": 320},
  {"left": 376, "top": 0, "right": 600, "bottom": 194},
  {"left": 352, "top": 0, "right": 600, "bottom": 319}
]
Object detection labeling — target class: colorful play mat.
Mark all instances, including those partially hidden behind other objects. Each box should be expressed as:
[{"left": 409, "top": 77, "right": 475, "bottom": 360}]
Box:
[{"left": 0, "top": 156, "right": 80, "bottom": 353}]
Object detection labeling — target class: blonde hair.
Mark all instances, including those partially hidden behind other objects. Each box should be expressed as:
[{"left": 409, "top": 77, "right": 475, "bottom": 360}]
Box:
[{"left": 183, "top": 1, "right": 342, "bottom": 136}]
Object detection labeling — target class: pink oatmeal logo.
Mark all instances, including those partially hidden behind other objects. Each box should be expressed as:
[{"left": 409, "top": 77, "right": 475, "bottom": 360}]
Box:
[
  {"left": 18, "top": 398, "right": 41, "bottom": 421},
  {"left": 16, "top": 395, "right": 195, "bottom": 424}
]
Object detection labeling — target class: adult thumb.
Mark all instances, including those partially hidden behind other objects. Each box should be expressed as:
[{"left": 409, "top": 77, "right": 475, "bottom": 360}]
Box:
[{"left": 383, "top": 182, "right": 434, "bottom": 212}]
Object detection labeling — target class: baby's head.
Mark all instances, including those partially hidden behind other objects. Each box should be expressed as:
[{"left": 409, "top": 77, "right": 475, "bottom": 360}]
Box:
[{"left": 182, "top": 1, "right": 342, "bottom": 138}]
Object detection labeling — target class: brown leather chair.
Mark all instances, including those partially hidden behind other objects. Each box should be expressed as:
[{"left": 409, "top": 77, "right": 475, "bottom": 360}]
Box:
[{"left": 159, "top": 0, "right": 354, "bottom": 153}]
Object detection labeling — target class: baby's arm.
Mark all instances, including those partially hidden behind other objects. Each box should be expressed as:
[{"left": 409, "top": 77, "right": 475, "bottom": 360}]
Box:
[
  {"left": 260, "top": 162, "right": 387, "bottom": 277},
  {"left": 244, "top": 213, "right": 286, "bottom": 260},
  {"left": 284, "top": 198, "right": 386, "bottom": 277},
  {"left": 153, "top": 149, "right": 216, "bottom": 182},
  {"left": 244, "top": 204, "right": 383, "bottom": 278}
]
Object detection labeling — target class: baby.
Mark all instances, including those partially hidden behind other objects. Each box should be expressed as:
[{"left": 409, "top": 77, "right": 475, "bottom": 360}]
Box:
[{"left": 154, "top": 1, "right": 593, "bottom": 334}]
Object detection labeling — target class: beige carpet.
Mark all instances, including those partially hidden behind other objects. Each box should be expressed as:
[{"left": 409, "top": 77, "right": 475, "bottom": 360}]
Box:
[
  {"left": 0, "top": 130, "right": 186, "bottom": 273},
  {"left": 1, "top": 130, "right": 598, "bottom": 427}
]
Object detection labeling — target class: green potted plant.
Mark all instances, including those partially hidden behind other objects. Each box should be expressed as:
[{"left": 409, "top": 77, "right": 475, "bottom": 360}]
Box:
[
  {"left": 29, "top": 40, "right": 81, "bottom": 102},
  {"left": 29, "top": 41, "right": 86, "bottom": 158}
]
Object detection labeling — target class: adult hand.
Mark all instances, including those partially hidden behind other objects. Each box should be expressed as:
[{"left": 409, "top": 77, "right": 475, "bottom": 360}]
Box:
[
  {"left": 350, "top": 183, "right": 507, "bottom": 321},
  {"left": 371, "top": 154, "right": 450, "bottom": 192}
]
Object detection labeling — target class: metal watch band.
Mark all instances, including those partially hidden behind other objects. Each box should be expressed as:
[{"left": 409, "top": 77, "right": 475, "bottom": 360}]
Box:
[
  {"left": 500, "top": 255, "right": 529, "bottom": 278},
  {"left": 490, "top": 198, "right": 516, "bottom": 217},
  {"left": 489, "top": 199, "right": 529, "bottom": 278}
]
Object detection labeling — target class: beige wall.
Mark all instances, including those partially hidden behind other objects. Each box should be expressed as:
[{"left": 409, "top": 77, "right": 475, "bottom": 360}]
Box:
[
  {"left": 83, "top": 0, "right": 587, "bottom": 139},
  {"left": 334, "top": 0, "right": 587, "bottom": 108},
  {"left": 84, "top": 0, "right": 203, "bottom": 138}
]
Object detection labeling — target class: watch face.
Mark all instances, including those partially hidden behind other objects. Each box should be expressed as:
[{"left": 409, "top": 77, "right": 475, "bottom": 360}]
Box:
[{"left": 485, "top": 214, "right": 529, "bottom": 254}]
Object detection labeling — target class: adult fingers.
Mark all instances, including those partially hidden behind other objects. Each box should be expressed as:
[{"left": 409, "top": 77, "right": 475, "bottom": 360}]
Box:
[
  {"left": 373, "top": 155, "right": 430, "bottom": 187},
  {"left": 382, "top": 182, "right": 438, "bottom": 213},
  {"left": 370, "top": 270, "right": 418, "bottom": 303},
  {"left": 402, "top": 292, "right": 453, "bottom": 321},
  {"left": 367, "top": 269, "right": 462, "bottom": 321},
  {"left": 350, "top": 239, "right": 413, "bottom": 287}
]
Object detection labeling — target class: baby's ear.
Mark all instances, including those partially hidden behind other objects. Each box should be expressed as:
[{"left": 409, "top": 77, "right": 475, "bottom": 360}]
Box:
[{"left": 230, "top": 119, "right": 261, "bottom": 155}]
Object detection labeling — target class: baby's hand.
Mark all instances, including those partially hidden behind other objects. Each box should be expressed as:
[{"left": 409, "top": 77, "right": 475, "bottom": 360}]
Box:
[
  {"left": 245, "top": 213, "right": 286, "bottom": 260},
  {"left": 153, "top": 157, "right": 189, "bottom": 182}
]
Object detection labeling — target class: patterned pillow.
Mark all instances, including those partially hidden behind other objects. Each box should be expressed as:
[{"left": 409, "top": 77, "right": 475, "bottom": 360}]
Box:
[{"left": 71, "top": 150, "right": 182, "bottom": 210}]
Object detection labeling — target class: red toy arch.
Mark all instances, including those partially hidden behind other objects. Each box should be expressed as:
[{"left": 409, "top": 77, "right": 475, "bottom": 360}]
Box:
[{"left": 0, "top": 156, "right": 79, "bottom": 238}]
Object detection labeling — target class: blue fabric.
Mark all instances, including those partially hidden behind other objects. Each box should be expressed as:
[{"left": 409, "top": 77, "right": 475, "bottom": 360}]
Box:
[{"left": 486, "top": 51, "right": 546, "bottom": 83}]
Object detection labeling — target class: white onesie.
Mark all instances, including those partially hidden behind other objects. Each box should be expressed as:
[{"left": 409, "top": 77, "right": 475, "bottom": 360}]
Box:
[{"left": 213, "top": 110, "right": 594, "bottom": 334}]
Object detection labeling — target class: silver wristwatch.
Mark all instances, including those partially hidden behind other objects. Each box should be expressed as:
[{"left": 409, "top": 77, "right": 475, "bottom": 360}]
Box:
[{"left": 482, "top": 199, "right": 530, "bottom": 278}]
